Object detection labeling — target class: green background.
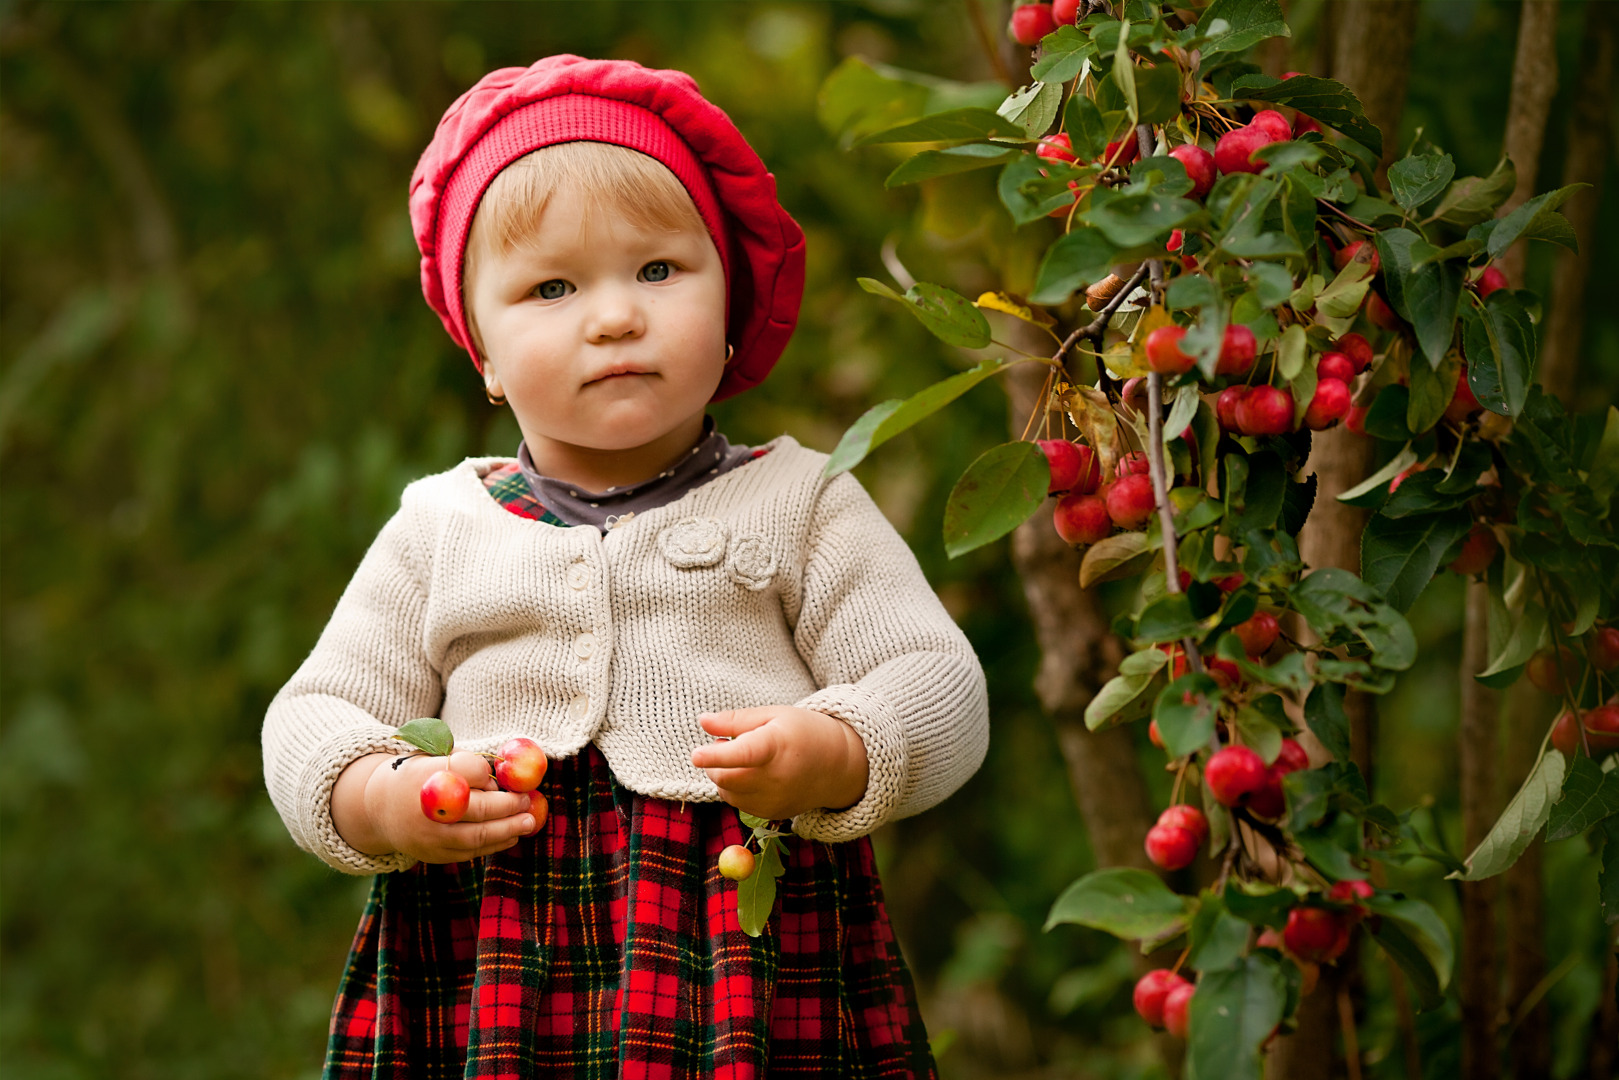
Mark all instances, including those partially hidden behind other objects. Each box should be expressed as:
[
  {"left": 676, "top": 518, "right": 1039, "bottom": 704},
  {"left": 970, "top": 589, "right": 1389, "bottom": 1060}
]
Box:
[{"left": 2, "top": 2, "right": 1615, "bottom": 1077}]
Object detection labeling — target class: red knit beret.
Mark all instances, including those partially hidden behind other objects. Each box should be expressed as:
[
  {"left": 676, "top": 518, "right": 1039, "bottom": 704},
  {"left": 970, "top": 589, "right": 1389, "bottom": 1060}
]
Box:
[{"left": 409, "top": 54, "right": 805, "bottom": 401}]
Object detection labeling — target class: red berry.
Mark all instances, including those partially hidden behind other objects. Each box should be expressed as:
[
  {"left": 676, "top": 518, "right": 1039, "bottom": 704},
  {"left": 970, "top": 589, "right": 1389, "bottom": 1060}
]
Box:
[
  {"left": 1327, "top": 879, "right": 1374, "bottom": 908},
  {"left": 1158, "top": 804, "right": 1210, "bottom": 844},
  {"left": 1206, "top": 657, "right": 1242, "bottom": 688},
  {"left": 1009, "top": 2, "right": 1057, "bottom": 45},
  {"left": 1167, "top": 228, "right": 1184, "bottom": 252},
  {"left": 1316, "top": 351, "right": 1356, "bottom": 383},
  {"left": 1250, "top": 110, "right": 1292, "bottom": 143},
  {"left": 420, "top": 769, "right": 471, "bottom": 824},
  {"left": 1283, "top": 907, "right": 1350, "bottom": 964},
  {"left": 1346, "top": 404, "right": 1371, "bottom": 436},
  {"left": 1216, "top": 386, "right": 1251, "bottom": 433},
  {"left": 1304, "top": 378, "right": 1352, "bottom": 430},
  {"left": 1247, "top": 772, "right": 1286, "bottom": 819},
  {"left": 1551, "top": 711, "right": 1581, "bottom": 758},
  {"left": 1364, "top": 289, "right": 1402, "bottom": 330},
  {"left": 1052, "top": 0, "right": 1082, "bottom": 24},
  {"left": 1274, "top": 738, "right": 1310, "bottom": 775},
  {"left": 1445, "top": 374, "right": 1483, "bottom": 423},
  {"left": 1039, "top": 439, "right": 1084, "bottom": 494},
  {"left": 1335, "top": 333, "right": 1374, "bottom": 373},
  {"left": 1448, "top": 524, "right": 1498, "bottom": 576},
  {"left": 1145, "top": 823, "right": 1200, "bottom": 870},
  {"left": 1149, "top": 718, "right": 1166, "bottom": 750},
  {"left": 1118, "top": 451, "right": 1151, "bottom": 477},
  {"left": 1388, "top": 462, "right": 1426, "bottom": 493},
  {"left": 1587, "top": 704, "right": 1619, "bottom": 754},
  {"left": 1106, "top": 473, "right": 1158, "bottom": 529},
  {"left": 1294, "top": 113, "right": 1323, "bottom": 137},
  {"left": 495, "top": 736, "right": 549, "bottom": 792},
  {"left": 1477, "top": 265, "right": 1509, "bottom": 298},
  {"left": 1214, "top": 125, "right": 1272, "bottom": 175},
  {"left": 1134, "top": 969, "right": 1191, "bottom": 1028},
  {"left": 1169, "top": 144, "right": 1217, "bottom": 199},
  {"left": 523, "top": 789, "right": 549, "bottom": 835},
  {"left": 1526, "top": 646, "right": 1579, "bottom": 694},
  {"left": 1237, "top": 385, "right": 1295, "bottom": 436},
  {"left": 1159, "top": 642, "right": 1189, "bottom": 680},
  {"left": 1205, "top": 745, "right": 1268, "bottom": 807},
  {"left": 1233, "top": 611, "right": 1280, "bottom": 657},
  {"left": 1590, "top": 627, "right": 1619, "bottom": 671},
  {"left": 1037, "top": 132, "right": 1076, "bottom": 164},
  {"left": 1099, "top": 137, "right": 1140, "bottom": 166},
  {"left": 1335, "top": 240, "right": 1381, "bottom": 275},
  {"left": 1145, "top": 325, "right": 1194, "bottom": 375},
  {"left": 1215, "top": 572, "right": 1246, "bottom": 593},
  {"left": 1163, "top": 981, "right": 1195, "bottom": 1039},
  {"left": 1053, "top": 491, "right": 1113, "bottom": 545},
  {"left": 1217, "top": 324, "right": 1257, "bottom": 376}
]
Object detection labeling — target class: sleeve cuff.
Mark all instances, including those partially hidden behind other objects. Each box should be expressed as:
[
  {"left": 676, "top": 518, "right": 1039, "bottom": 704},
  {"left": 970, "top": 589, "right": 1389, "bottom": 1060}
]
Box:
[
  {"left": 789, "top": 683, "right": 907, "bottom": 843},
  {"left": 296, "top": 727, "right": 421, "bottom": 876}
]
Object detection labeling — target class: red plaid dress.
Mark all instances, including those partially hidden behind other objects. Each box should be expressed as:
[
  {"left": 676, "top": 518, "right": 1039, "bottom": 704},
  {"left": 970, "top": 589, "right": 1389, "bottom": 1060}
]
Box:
[{"left": 322, "top": 463, "right": 936, "bottom": 1079}]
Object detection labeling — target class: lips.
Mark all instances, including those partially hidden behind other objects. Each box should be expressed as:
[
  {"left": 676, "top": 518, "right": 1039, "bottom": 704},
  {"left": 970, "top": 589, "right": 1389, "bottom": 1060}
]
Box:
[{"left": 585, "top": 365, "right": 653, "bottom": 385}]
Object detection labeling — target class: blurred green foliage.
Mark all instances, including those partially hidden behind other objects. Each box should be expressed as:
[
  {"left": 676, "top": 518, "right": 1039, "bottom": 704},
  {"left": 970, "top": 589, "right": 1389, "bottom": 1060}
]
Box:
[{"left": 1, "top": 2, "right": 1614, "bottom": 1078}]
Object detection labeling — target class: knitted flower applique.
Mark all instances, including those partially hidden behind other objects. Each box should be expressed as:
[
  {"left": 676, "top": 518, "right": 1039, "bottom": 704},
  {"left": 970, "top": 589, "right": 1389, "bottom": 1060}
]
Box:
[
  {"left": 658, "top": 517, "right": 729, "bottom": 568},
  {"left": 726, "top": 534, "right": 776, "bottom": 590}
]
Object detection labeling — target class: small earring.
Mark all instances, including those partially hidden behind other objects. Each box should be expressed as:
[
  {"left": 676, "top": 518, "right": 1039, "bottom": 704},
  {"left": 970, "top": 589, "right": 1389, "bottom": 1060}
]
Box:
[
  {"left": 725, "top": 344, "right": 734, "bottom": 364},
  {"left": 484, "top": 375, "right": 506, "bottom": 406}
]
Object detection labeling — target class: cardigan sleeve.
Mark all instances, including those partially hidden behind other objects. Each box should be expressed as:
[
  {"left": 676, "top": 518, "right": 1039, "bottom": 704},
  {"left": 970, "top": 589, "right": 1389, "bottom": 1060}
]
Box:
[
  {"left": 788, "top": 471, "right": 989, "bottom": 843},
  {"left": 261, "top": 507, "right": 442, "bottom": 875}
]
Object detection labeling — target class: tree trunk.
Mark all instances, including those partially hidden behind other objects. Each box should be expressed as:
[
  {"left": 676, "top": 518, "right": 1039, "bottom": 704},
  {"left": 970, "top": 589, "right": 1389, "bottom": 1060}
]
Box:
[
  {"left": 1460, "top": 580, "right": 1502, "bottom": 1080},
  {"left": 1330, "top": 0, "right": 1420, "bottom": 182},
  {"left": 1538, "top": 0, "right": 1616, "bottom": 409},
  {"left": 1501, "top": 682, "right": 1550, "bottom": 1079},
  {"left": 1495, "top": 0, "right": 1561, "bottom": 288}
]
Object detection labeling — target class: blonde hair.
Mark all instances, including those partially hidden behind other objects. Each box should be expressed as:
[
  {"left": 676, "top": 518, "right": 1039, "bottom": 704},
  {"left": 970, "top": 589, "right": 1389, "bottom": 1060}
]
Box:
[{"left": 462, "top": 142, "right": 710, "bottom": 359}]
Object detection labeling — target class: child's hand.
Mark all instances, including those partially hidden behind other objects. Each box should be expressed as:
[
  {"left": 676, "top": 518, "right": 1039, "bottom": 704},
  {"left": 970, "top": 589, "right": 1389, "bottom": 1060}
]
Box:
[
  {"left": 691, "top": 707, "right": 869, "bottom": 820},
  {"left": 333, "top": 750, "right": 537, "bottom": 864}
]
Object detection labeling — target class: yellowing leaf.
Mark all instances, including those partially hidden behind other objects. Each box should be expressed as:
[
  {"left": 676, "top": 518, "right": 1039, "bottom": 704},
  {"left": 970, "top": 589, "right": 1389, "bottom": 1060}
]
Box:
[
  {"left": 1062, "top": 384, "right": 1124, "bottom": 477},
  {"left": 976, "top": 291, "right": 1057, "bottom": 328}
]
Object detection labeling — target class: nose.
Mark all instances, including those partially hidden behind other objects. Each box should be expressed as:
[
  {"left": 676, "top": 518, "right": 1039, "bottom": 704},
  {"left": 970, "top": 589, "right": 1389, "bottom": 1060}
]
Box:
[{"left": 583, "top": 281, "right": 644, "bottom": 344}]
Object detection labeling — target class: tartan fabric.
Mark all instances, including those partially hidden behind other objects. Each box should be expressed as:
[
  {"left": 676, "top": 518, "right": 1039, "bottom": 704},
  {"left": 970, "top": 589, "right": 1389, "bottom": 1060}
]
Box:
[
  {"left": 482, "top": 463, "right": 570, "bottom": 527},
  {"left": 324, "top": 744, "right": 936, "bottom": 1078}
]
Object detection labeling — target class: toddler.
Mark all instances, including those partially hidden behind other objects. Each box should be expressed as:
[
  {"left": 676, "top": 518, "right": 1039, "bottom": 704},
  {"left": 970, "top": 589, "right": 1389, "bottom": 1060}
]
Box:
[{"left": 263, "top": 53, "right": 988, "bottom": 1079}]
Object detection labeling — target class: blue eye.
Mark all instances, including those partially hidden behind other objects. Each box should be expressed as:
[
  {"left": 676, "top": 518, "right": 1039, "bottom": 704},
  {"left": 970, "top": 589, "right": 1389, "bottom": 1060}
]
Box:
[
  {"left": 640, "top": 261, "right": 672, "bottom": 282},
  {"left": 535, "top": 280, "right": 571, "bottom": 300}
]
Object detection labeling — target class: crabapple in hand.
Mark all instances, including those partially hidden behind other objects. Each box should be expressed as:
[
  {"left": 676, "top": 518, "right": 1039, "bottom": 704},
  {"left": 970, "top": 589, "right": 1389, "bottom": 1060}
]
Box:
[
  {"left": 494, "top": 736, "right": 548, "bottom": 792},
  {"left": 421, "top": 769, "right": 471, "bottom": 822},
  {"left": 333, "top": 750, "right": 538, "bottom": 864}
]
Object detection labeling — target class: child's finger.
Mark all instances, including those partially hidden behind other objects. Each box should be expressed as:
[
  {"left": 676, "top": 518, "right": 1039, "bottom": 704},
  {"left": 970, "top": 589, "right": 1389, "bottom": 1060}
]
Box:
[
  {"left": 691, "top": 728, "right": 775, "bottom": 770},
  {"left": 448, "top": 750, "right": 498, "bottom": 789},
  {"left": 697, "top": 708, "right": 776, "bottom": 738},
  {"left": 461, "top": 787, "right": 534, "bottom": 822}
]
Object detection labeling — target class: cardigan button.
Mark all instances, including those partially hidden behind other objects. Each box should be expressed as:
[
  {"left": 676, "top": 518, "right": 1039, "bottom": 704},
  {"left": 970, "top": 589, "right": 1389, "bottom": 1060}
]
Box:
[
  {"left": 568, "top": 694, "right": 590, "bottom": 721},
  {"left": 566, "top": 563, "right": 591, "bottom": 591},
  {"left": 573, "top": 632, "right": 597, "bottom": 661}
]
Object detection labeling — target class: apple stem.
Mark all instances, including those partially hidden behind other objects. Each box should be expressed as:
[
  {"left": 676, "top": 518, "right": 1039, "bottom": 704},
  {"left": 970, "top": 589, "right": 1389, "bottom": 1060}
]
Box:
[{"left": 1054, "top": 264, "right": 1152, "bottom": 369}]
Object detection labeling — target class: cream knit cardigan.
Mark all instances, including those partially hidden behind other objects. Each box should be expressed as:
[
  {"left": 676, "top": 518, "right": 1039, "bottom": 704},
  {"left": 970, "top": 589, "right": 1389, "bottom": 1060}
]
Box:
[{"left": 263, "top": 436, "right": 990, "bottom": 875}]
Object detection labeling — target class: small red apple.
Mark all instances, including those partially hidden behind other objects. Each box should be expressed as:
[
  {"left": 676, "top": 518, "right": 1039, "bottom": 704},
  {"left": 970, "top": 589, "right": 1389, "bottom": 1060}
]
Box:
[
  {"left": 1117, "top": 451, "right": 1151, "bottom": 477},
  {"left": 1237, "top": 385, "right": 1295, "bottom": 436},
  {"left": 1039, "top": 439, "right": 1085, "bottom": 494},
  {"left": 1335, "top": 240, "right": 1380, "bottom": 275},
  {"left": 1036, "top": 132, "right": 1076, "bottom": 164},
  {"left": 1163, "top": 981, "right": 1195, "bottom": 1039},
  {"left": 1586, "top": 704, "right": 1619, "bottom": 754},
  {"left": 1250, "top": 110, "right": 1293, "bottom": 143},
  {"left": 1009, "top": 2, "right": 1057, "bottom": 45},
  {"left": 1448, "top": 524, "right": 1497, "bottom": 576},
  {"left": 1346, "top": 404, "right": 1371, "bottom": 436},
  {"left": 1052, "top": 0, "right": 1082, "bottom": 24},
  {"left": 1206, "top": 745, "right": 1268, "bottom": 806},
  {"left": 718, "top": 844, "right": 756, "bottom": 881},
  {"left": 1215, "top": 572, "right": 1246, "bottom": 593},
  {"left": 1216, "top": 385, "right": 1251, "bottom": 433},
  {"left": 1304, "top": 378, "right": 1352, "bottom": 430},
  {"left": 1316, "top": 352, "right": 1356, "bottom": 384},
  {"left": 1335, "top": 333, "right": 1374, "bottom": 373},
  {"left": 1053, "top": 491, "right": 1113, "bottom": 545},
  {"left": 1158, "top": 804, "right": 1210, "bottom": 844},
  {"left": 1364, "top": 290, "right": 1402, "bottom": 330},
  {"left": 1590, "top": 626, "right": 1619, "bottom": 671},
  {"left": 523, "top": 789, "right": 549, "bottom": 835},
  {"left": 1477, "top": 265, "right": 1509, "bottom": 299},
  {"left": 1214, "top": 125, "right": 1272, "bottom": 175},
  {"left": 1146, "top": 324, "right": 1195, "bottom": 375},
  {"left": 1233, "top": 611, "right": 1280, "bottom": 657},
  {"left": 1169, "top": 144, "right": 1217, "bottom": 199},
  {"left": 1273, "top": 738, "right": 1310, "bottom": 775},
  {"left": 1217, "top": 324, "right": 1257, "bottom": 376},
  {"left": 1134, "top": 969, "right": 1191, "bottom": 1028},
  {"left": 495, "top": 736, "right": 549, "bottom": 793},
  {"left": 1106, "top": 473, "right": 1157, "bottom": 529},
  {"left": 1294, "top": 113, "right": 1323, "bottom": 137},
  {"left": 1145, "top": 823, "right": 1200, "bottom": 870},
  {"left": 1284, "top": 906, "right": 1350, "bottom": 963},
  {"left": 420, "top": 769, "right": 472, "bottom": 824},
  {"left": 1526, "top": 646, "right": 1579, "bottom": 694},
  {"left": 1445, "top": 375, "right": 1484, "bottom": 423}
]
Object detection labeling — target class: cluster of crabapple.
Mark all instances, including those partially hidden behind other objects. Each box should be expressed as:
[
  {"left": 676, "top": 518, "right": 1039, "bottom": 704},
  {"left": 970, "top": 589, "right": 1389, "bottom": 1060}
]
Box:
[
  {"left": 417, "top": 737, "right": 551, "bottom": 836},
  {"left": 1530, "top": 625, "right": 1619, "bottom": 759}
]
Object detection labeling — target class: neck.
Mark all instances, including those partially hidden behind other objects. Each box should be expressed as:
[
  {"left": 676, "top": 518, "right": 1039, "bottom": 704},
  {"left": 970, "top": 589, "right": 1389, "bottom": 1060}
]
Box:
[{"left": 520, "top": 415, "right": 708, "bottom": 492}]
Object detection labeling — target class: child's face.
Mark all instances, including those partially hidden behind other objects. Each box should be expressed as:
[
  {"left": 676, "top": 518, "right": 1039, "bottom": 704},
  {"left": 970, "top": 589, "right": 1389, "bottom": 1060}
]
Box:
[{"left": 466, "top": 182, "right": 728, "bottom": 478}]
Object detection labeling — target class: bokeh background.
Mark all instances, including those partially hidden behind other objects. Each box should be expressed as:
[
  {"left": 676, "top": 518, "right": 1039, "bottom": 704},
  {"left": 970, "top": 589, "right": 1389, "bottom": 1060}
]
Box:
[{"left": 2, "top": 2, "right": 1616, "bottom": 1078}]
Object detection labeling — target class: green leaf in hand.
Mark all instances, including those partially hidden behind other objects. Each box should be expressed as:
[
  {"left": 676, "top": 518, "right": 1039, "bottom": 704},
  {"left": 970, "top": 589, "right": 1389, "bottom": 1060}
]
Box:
[{"left": 394, "top": 717, "right": 454, "bottom": 757}]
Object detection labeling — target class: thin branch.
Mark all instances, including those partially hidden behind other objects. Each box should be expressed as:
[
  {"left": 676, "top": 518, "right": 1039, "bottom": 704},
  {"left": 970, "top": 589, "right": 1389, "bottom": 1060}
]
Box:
[
  {"left": 1056, "top": 264, "right": 1151, "bottom": 367},
  {"left": 964, "top": 0, "right": 1014, "bottom": 88}
]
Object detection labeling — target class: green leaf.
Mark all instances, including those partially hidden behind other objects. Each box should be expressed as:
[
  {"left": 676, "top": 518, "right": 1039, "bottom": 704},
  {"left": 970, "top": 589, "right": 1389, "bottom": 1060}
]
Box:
[
  {"left": 1486, "top": 183, "right": 1587, "bottom": 259},
  {"left": 1185, "top": 954, "right": 1288, "bottom": 1080},
  {"left": 1361, "top": 507, "right": 1473, "bottom": 612},
  {"left": 1314, "top": 256, "right": 1373, "bottom": 319},
  {"left": 885, "top": 144, "right": 1017, "bottom": 187},
  {"left": 1406, "top": 350, "right": 1460, "bottom": 435},
  {"left": 1187, "top": 894, "right": 1251, "bottom": 973},
  {"left": 1229, "top": 451, "right": 1286, "bottom": 533},
  {"left": 1376, "top": 228, "right": 1463, "bottom": 370},
  {"left": 1368, "top": 895, "right": 1452, "bottom": 1010},
  {"left": 1360, "top": 385, "right": 1414, "bottom": 442},
  {"left": 1082, "top": 186, "right": 1201, "bottom": 248},
  {"left": 943, "top": 441, "right": 1049, "bottom": 558},
  {"left": 1155, "top": 673, "right": 1223, "bottom": 757},
  {"left": 1476, "top": 602, "right": 1545, "bottom": 689},
  {"left": 1138, "top": 593, "right": 1209, "bottom": 642},
  {"left": 1587, "top": 406, "right": 1619, "bottom": 505},
  {"left": 736, "top": 834, "right": 786, "bottom": 938},
  {"left": 998, "top": 152, "right": 1081, "bottom": 225},
  {"left": 1167, "top": 273, "right": 1220, "bottom": 311},
  {"left": 999, "top": 80, "right": 1063, "bottom": 138},
  {"left": 1032, "top": 26, "right": 1096, "bottom": 83},
  {"left": 824, "top": 359, "right": 1009, "bottom": 477},
  {"left": 1134, "top": 61, "right": 1183, "bottom": 125},
  {"left": 1387, "top": 152, "right": 1455, "bottom": 212},
  {"left": 1223, "top": 882, "right": 1296, "bottom": 928},
  {"left": 1304, "top": 682, "right": 1352, "bottom": 764},
  {"left": 1290, "top": 568, "right": 1417, "bottom": 670},
  {"left": 393, "top": 717, "right": 454, "bottom": 757},
  {"left": 1378, "top": 468, "right": 1474, "bottom": 519},
  {"left": 1547, "top": 756, "right": 1619, "bottom": 842},
  {"left": 909, "top": 282, "right": 993, "bottom": 348},
  {"left": 1248, "top": 262, "right": 1294, "bottom": 309},
  {"left": 1463, "top": 291, "right": 1537, "bottom": 417},
  {"left": 1451, "top": 749, "right": 1566, "bottom": 881},
  {"left": 854, "top": 105, "right": 1025, "bottom": 145},
  {"left": 1079, "top": 530, "right": 1156, "bottom": 587},
  {"left": 1084, "top": 666, "right": 1162, "bottom": 731},
  {"left": 1045, "top": 868, "right": 1193, "bottom": 939},
  {"left": 1198, "top": 0, "right": 1291, "bottom": 57},
  {"left": 1601, "top": 819, "right": 1619, "bottom": 923},
  {"left": 1111, "top": 20, "right": 1137, "bottom": 120},
  {"left": 1226, "top": 73, "right": 1380, "bottom": 156},
  {"left": 817, "top": 56, "right": 931, "bottom": 144},
  {"left": 1030, "top": 227, "right": 1120, "bottom": 304},
  {"left": 1428, "top": 157, "right": 1516, "bottom": 227},
  {"left": 1063, "top": 93, "right": 1110, "bottom": 161}
]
